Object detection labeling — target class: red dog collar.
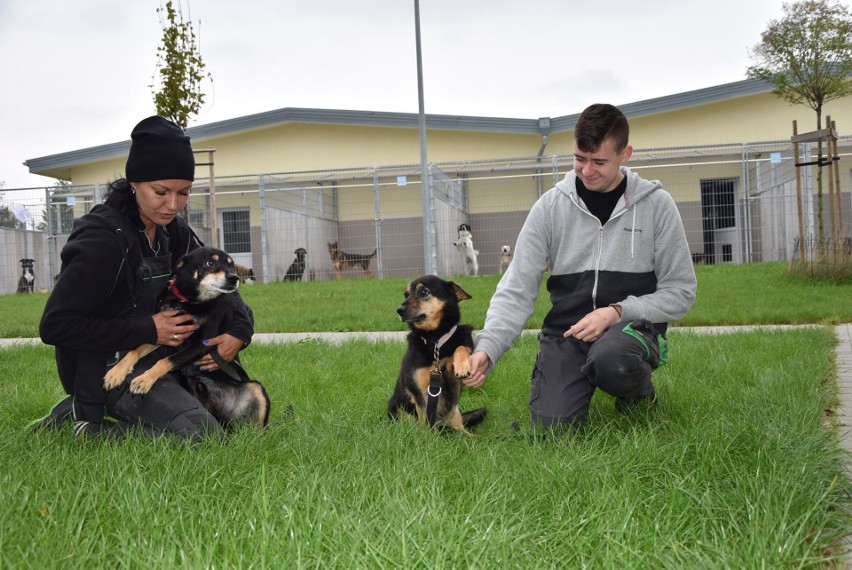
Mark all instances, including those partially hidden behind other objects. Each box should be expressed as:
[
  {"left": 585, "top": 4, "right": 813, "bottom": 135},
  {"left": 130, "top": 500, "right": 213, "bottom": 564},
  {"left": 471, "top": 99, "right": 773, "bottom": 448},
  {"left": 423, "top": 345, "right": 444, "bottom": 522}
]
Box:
[{"left": 168, "top": 278, "right": 190, "bottom": 302}]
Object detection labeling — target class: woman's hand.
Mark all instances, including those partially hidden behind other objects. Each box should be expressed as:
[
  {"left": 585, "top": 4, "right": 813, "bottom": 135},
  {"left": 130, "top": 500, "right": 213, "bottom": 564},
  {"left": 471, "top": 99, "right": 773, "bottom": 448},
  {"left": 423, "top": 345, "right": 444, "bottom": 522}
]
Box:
[
  {"left": 195, "top": 333, "right": 246, "bottom": 371},
  {"left": 153, "top": 309, "right": 198, "bottom": 347}
]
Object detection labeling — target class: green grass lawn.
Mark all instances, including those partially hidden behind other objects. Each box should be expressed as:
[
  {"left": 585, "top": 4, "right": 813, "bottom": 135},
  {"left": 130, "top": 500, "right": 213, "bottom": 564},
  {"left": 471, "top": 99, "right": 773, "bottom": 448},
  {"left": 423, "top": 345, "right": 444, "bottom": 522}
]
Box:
[
  {"left": 1, "top": 261, "right": 850, "bottom": 567},
  {"left": 1, "top": 329, "right": 848, "bottom": 567}
]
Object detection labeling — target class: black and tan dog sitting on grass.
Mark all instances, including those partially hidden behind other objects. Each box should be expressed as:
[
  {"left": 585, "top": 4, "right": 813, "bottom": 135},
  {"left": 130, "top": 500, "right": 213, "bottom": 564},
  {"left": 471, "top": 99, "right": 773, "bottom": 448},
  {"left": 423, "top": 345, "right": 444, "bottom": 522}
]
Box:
[
  {"left": 103, "top": 247, "right": 270, "bottom": 428},
  {"left": 388, "top": 275, "right": 486, "bottom": 434}
]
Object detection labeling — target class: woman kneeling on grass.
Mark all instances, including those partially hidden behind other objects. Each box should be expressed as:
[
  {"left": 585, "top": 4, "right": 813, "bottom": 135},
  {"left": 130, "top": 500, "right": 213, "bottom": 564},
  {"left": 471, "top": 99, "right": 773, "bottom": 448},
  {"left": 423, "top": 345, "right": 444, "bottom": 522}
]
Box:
[{"left": 34, "top": 116, "right": 253, "bottom": 442}]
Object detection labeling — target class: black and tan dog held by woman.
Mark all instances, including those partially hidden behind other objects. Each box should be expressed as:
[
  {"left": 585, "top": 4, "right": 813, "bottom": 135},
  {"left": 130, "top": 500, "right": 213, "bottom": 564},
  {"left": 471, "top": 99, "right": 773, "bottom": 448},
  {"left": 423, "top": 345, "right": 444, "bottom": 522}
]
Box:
[
  {"left": 103, "top": 247, "right": 270, "bottom": 428},
  {"left": 388, "top": 275, "right": 486, "bottom": 434}
]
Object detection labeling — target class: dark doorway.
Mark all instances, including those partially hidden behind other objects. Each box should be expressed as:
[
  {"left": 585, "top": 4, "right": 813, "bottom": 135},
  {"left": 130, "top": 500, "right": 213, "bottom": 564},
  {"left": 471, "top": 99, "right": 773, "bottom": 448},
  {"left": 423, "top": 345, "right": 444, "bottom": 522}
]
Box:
[{"left": 700, "top": 178, "right": 736, "bottom": 263}]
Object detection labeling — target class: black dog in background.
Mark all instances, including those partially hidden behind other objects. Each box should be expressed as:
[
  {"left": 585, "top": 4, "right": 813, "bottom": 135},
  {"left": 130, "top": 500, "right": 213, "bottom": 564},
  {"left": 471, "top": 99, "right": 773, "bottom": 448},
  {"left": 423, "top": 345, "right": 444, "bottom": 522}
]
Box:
[
  {"left": 388, "top": 275, "right": 486, "bottom": 434},
  {"left": 103, "top": 247, "right": 270, "bottom": 428},
  {"left": 17, "top": 258, "right": 35, "bottom": 293},
  {"left": 284, "top": 247, "right": 307, "bottom": 282}
]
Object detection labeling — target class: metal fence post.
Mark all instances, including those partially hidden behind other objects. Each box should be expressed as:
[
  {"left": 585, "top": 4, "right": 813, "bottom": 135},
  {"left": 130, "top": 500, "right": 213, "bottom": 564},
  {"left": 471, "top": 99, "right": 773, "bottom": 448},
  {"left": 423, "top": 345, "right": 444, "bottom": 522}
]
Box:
[
  {"left": 742, "top": 145, "right": 753, "bottom": 263},
  {"left": 259, "top": 174, "right": 269, "bottom": 284},
  {"left": 373, "top": 168, "right": 384, "bottom": 277},
  {"left": 414, "top": 0, "right": 436, "bottom": 276},
  {"left": 44, "top": 187, "right": 56, "bottom": 291}
]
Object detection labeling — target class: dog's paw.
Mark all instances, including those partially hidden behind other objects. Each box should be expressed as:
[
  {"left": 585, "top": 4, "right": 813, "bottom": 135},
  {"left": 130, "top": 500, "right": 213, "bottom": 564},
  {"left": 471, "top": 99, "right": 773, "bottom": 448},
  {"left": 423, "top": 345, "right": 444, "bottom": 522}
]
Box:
[
  {"left": 103, "top": 366, "right": 131, "bottom": 390},
  {"left": 454, "top": 358, "right": 471, "bottom": 379},
  {"left": 452, "top": 346, "right": 473, "bottom": 379},
  {"left": 129, "top": 373, "right": 156, "bottom": 395}
]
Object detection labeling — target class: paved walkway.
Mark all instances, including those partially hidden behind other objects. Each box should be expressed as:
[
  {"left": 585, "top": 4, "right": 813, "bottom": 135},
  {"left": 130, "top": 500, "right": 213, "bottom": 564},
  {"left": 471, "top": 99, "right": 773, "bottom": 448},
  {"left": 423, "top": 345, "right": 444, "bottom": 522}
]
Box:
[
  {"left": 836, "top": 324, "right": 852, "bottom": 451},
  {"left": 832, "top": 323, "right": 852, "bottom": 568}
]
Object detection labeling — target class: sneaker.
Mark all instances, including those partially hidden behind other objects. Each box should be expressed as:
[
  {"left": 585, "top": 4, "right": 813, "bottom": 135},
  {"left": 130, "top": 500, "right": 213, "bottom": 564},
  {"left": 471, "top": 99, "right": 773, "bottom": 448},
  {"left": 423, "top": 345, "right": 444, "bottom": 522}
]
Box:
[
  {"left": 28, "top": 396, "right": 74, "bottom": 430},
  {"left": 73, "top": 420, "right": 132, "bottom": 440},
  {"left": 615, "top": 386, "right": 658, "bottom": 415}
]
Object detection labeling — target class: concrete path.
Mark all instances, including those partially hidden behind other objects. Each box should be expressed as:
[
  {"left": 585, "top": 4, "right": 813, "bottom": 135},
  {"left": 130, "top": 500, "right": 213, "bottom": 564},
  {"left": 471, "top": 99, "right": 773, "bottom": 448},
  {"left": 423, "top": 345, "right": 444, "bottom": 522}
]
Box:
[
  {"left": 0, "top": 324, "right": 827, "bottom": 348},
  {"left": 834, "top": 323, "right": 852, "bottom": 455}
]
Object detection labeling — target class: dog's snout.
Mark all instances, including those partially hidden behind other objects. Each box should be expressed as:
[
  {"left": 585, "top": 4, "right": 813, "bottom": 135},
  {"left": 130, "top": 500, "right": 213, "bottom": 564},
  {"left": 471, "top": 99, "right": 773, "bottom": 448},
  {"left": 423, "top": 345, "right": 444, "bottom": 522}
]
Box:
[
  {"left": 396, "top": 305, "right": 406, "bottom": 316},
  {"left": 226, "top": 273, "right": 239, "bottom": 286}
]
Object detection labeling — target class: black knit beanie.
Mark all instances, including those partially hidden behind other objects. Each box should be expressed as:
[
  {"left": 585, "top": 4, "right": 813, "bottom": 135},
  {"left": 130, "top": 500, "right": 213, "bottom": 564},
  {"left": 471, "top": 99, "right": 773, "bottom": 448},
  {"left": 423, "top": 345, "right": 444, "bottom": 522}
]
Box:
[{"left": 125, "top": 116, "right": 195, "bottom": 182}]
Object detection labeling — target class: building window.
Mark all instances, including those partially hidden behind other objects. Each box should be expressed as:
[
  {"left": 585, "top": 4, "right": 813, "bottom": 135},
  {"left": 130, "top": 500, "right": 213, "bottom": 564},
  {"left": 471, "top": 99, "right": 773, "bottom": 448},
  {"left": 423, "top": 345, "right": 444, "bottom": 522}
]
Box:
[{"left": 221, "top": 208, "right": 251, "bottom": 253}]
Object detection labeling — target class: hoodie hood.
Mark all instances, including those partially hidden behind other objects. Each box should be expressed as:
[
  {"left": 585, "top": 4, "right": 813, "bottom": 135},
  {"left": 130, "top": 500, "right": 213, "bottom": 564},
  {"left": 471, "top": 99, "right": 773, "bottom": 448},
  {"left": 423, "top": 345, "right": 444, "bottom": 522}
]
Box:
[{"left": 554, "top": 166, "right": 661, "bottom": 209}]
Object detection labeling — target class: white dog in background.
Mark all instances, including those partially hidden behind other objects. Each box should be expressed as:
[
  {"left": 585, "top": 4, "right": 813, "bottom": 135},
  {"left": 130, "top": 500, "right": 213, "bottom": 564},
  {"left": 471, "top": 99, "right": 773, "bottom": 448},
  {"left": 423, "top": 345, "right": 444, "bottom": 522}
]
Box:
[
  {"left": 498, "top": 245, "right": 513, "bottom": 274},
  {"left": 454, "top": 223, "right": 479, "bottom": 276}
]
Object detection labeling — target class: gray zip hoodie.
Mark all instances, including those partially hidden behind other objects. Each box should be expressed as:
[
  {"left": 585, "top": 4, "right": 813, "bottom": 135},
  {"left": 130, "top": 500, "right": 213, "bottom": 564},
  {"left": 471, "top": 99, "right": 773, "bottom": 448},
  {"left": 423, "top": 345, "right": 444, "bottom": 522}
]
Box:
[{"left": 474, "top": 166, "right": 697, "bottom": 368}]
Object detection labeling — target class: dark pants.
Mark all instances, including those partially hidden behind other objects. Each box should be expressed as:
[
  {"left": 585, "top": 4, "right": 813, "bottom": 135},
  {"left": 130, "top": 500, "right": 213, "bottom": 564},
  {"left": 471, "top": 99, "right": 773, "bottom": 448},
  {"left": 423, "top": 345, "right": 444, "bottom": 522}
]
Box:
[
  {"left": 529, "top": 320, "right": 660, "bottom": 429},
  {"left": 104, "top": 350, "right": 224, "bottom": 443}
]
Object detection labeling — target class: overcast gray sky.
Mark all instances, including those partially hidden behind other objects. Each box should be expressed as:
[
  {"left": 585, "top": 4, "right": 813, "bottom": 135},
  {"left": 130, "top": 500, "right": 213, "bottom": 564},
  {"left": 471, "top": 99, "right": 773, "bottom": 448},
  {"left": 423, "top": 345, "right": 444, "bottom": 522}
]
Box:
[{"left": 2, "top": 0, "right": 848, "bottom": 189}]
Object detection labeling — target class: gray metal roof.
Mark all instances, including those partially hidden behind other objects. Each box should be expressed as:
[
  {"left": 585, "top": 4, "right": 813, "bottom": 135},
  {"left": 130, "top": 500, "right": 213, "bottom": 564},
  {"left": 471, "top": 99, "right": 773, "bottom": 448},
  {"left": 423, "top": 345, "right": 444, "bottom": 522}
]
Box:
[{"left": 25, "top": 77, "right": 771, "bottom": 175}]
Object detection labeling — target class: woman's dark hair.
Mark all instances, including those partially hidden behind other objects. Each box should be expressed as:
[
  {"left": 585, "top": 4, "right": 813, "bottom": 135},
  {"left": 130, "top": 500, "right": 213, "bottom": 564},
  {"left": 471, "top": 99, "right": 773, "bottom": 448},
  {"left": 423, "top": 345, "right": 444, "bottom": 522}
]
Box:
[
  {"left": 574, "top": 103, "right": 629, "bottom": 153},
  {"left": 103, "top": 178, "right": 138, "bottom": 218}
]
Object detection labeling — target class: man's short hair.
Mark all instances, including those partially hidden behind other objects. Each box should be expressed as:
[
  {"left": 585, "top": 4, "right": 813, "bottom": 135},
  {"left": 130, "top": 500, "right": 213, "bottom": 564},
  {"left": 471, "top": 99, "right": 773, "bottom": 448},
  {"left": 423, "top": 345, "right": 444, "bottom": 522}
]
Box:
[{"left": 574, "top": 103, "right": 629, "bottom": 153}]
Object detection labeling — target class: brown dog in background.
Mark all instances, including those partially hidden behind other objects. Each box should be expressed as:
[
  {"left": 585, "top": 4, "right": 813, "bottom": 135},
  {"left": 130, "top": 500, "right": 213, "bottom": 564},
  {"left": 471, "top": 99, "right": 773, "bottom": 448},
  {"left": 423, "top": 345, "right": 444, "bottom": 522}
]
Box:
[
  {"left": 234, "top": 264, "right": 255, "bottom": 284},
  {"left": 328, "top": 241, "right": 377, "bottom": 280},
  {"left": 387, "top": 275, "right": 486, "bottom": 434}
]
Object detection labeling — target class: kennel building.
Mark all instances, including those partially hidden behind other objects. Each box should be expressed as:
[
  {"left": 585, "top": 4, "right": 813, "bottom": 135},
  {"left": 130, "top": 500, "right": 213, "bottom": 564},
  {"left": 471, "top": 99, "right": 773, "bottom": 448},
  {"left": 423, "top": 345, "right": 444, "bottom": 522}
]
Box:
[{"left": 3, "top": 77, "right": 850, "bottom": 292}]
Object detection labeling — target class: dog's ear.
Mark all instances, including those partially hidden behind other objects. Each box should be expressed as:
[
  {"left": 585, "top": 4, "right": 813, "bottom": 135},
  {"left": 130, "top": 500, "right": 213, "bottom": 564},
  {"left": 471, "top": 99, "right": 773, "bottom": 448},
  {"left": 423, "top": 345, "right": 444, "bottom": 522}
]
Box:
[{"left": 450, "top": 282, "right": 471, "bottom": 302}]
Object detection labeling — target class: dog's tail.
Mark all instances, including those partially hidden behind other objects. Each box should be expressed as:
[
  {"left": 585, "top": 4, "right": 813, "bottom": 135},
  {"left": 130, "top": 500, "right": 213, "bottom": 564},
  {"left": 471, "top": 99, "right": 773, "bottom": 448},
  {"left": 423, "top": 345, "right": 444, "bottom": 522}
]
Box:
[{"left": 461, "top": 407, "right": 487, "bottom": 429}]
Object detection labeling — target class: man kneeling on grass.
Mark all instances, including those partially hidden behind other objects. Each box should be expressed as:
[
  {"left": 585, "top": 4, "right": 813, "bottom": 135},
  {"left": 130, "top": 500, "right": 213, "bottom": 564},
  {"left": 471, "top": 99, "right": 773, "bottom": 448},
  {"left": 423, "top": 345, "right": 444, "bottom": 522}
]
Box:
[{"left": 463, "top": 103, "right": 696, "bottom": 431}]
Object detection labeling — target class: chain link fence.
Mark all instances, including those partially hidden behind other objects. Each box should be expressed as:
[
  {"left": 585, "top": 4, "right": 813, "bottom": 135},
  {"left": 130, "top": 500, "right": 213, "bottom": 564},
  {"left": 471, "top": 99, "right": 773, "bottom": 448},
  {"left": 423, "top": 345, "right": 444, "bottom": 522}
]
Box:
[{"left": 1, "top": 138, "right": 850, "bottom": 294}]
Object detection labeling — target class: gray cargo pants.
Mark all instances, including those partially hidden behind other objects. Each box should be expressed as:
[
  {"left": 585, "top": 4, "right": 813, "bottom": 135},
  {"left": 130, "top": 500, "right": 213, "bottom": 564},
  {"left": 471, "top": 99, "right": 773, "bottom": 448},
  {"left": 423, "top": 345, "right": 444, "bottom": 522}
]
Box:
[{"left": 529, "top": 319, "right": 665, "bottom": 429}]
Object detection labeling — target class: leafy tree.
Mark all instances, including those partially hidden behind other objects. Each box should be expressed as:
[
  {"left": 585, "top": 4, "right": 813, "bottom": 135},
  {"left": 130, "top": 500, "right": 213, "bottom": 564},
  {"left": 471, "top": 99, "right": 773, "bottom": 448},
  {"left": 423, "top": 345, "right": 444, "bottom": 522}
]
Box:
[
  {"left": 747, "top": 0, "right": 852, "bottom": 251},
  {"left": 150, "top": 0, "right": 211, "bottom": 128},
  {"left": 0, "top": 190, "right": 23, "bottom": 229},
  {"left": 0, "top": 208, "right": 18, "bottom": 229},
  {"left": 0, "top": 182, "right": 16, "bottom": 229}
]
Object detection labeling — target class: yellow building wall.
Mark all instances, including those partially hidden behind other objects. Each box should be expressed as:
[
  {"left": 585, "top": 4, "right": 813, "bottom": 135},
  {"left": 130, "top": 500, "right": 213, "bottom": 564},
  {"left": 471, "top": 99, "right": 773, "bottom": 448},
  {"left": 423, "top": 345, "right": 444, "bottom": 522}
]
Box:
[
  {"left": 542, "top": 91, "right": 852, "bottom": 154},
  {"left": 629, "top": 92, "right": 851, "bottom": 149},
  {"left": 68, "top": 123, "right": 542, "bottom": 186},
  {"left": 467, "top": 174, "right": 543, "bottom": 215},
  {"left": 194, "top": 124, "right": 542, "bottom": 173},
  {"left": 66, "top": 91, "right": 851, "bottom": 199}
]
